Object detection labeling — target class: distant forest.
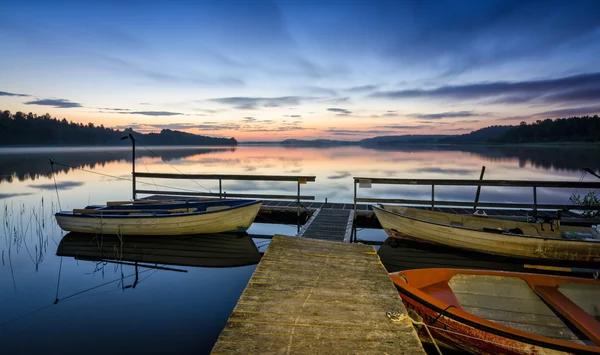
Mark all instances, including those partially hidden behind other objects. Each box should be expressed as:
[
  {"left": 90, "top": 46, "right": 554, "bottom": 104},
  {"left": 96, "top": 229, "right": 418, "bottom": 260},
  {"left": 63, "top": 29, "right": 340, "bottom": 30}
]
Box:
[
  {"left": 493, "top": 116, "right": 600, "bottom": 143},
  {"left": 0, "top": 111, "right": 237, "bottom": 146}
]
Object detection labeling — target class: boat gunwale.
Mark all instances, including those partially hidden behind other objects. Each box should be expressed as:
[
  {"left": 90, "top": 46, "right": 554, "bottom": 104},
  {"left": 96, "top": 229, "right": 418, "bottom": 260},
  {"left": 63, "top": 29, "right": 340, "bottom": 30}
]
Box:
[
  {"left": 54, "top": 200, "right": 262, "bottom": 219},
  {"left": 390, "top": 268, "right": 600, "bottom": 354},
  {"left": 373, "top": 204, "right": 599, "bottom": 244}
]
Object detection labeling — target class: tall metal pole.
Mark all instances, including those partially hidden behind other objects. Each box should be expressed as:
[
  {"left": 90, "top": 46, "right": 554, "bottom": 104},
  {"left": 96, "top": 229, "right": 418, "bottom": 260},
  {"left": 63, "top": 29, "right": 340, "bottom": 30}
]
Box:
[{"left": 130, "top": 133, "right": 136, "bottom": 201}]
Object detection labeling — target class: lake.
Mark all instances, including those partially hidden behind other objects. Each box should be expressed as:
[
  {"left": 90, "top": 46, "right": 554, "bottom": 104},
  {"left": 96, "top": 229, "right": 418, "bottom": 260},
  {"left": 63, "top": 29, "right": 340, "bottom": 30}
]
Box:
[{"left": 0, "top": 144, "right": 599, "bottom": 354}]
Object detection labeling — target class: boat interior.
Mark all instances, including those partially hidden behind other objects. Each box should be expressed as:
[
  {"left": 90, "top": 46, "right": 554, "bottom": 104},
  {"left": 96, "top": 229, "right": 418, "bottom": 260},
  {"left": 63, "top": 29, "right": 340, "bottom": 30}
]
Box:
[
  {"left": 63, "top": 199, "right": 257, "bottom": 216},
  {"left": 391, "top": 269, "right": 600, "bottom": 348}
]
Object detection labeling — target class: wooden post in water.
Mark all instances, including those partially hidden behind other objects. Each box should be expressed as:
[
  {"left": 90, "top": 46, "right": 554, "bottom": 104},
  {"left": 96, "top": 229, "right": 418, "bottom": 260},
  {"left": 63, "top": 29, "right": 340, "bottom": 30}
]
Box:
[
  {"left": 431, "top": 185, "right": 435, "bottom": 211},
  {"left": 473, "top": 166, "right": 486, "bottom": 211}
]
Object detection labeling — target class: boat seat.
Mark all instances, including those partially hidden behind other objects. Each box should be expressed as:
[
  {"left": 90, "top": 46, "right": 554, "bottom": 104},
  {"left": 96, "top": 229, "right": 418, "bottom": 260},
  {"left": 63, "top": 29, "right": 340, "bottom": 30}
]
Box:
[
  {"left": 448, "top": 274, "right": 584, "bottom": 343},
  {"left": 206, "top": 205, "right": 231, "bottom": 212}
]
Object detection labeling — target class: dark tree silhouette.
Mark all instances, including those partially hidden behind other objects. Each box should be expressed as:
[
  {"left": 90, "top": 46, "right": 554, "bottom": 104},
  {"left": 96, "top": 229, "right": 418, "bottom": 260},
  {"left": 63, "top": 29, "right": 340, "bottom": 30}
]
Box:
[{"left": 0, "top": 110, "right": 237, "bottom": 146}]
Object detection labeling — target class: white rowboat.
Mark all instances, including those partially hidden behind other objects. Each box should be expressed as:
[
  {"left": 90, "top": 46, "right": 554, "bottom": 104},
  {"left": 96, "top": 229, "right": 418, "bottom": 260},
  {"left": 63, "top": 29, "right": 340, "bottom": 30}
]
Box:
[
  {"left": 55, "top": 200, "right": 262, "bottom": 235},
  {"left": 373, "top": 205, "right": 600, "bottom": 262}
]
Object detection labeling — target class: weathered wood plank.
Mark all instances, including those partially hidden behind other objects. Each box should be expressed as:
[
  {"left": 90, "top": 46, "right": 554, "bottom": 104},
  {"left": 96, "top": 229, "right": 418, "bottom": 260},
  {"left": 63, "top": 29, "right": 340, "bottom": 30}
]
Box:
[{"left": 211, "top": 236, "right": 425, "bottom": 354}]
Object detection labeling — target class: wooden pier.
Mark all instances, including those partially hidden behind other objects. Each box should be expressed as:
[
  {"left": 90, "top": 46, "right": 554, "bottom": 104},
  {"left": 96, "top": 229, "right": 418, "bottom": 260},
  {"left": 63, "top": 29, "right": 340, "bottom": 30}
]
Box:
[
  {"left": 210, "top": 236, "right": 425, "bottom": 354},
  {"left": 297, "top": 208, "right": 354, "bottom": 242}
]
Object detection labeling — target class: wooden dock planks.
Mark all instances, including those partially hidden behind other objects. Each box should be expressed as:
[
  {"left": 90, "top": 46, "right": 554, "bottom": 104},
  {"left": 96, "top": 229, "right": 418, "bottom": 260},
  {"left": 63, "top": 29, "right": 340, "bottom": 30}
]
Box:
[{"left": 211, "top": 236, "right": 425, "bottom": 354}]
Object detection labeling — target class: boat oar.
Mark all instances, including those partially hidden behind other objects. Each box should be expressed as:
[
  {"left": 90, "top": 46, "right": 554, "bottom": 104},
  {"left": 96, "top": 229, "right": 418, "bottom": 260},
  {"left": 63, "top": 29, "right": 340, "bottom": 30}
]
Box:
[{"left": 524, "top": 264, "right": 600, "bottom": 274}]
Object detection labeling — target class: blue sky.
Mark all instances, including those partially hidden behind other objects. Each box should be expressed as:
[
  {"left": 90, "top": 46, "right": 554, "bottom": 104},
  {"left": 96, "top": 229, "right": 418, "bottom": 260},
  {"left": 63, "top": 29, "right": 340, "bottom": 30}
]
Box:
[{"left": 1, "top": 0, "right": 599, "bottom": 140}]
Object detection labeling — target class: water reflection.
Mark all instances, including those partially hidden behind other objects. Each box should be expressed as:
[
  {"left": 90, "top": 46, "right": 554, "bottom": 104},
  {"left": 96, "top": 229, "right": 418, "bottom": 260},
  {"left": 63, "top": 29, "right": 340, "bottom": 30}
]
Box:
[
  {"left": 56, "top": 232, "right": 261, "bottom": 268},
  {"left": 377, "top": 237, "right": 598, "bottom": 276},
  {"left": 0, "top": 146, "right": 236, "bottom": 183}
]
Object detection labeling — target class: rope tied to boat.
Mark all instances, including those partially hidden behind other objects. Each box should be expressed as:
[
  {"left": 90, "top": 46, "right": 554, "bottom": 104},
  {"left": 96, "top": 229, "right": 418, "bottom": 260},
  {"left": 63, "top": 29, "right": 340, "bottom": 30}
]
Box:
[
  {"left": 49, "top": 159, "right": 62, "bottom": 211},
  {"left": 394, "top": 309, "right": 443, "bottom": 355}
]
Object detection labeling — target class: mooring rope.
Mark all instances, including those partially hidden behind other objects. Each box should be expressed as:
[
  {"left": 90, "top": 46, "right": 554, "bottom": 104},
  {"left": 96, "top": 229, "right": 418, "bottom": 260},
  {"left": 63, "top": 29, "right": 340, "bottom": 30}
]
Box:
[
  {"left": 50, "top": 160, "right": 201, "bottom": 193},
  {"left": 135, "top": 140, "right": 212, "bottom": 193}
]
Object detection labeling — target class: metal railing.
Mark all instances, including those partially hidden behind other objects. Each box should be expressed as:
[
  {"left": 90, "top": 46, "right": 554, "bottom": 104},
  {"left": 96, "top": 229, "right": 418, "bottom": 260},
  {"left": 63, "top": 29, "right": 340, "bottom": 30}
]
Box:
[
  {"left": 133, "top": 172, "right": 316, "bottom": 218},
  {"left": 353, "top": 177, "right": 600, "bottom": 218}
]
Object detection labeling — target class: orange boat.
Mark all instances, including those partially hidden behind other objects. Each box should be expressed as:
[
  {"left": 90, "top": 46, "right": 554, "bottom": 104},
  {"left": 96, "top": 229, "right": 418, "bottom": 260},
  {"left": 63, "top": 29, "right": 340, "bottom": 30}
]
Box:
[{"left": 389, "top": 268, "right": 600, "bottom": 354}]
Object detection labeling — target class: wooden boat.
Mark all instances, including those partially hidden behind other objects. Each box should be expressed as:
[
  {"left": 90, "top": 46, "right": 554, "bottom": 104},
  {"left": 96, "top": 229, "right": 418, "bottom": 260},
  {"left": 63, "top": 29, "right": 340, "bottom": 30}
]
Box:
[
  {"left": 55, "top": 199, "right": 262, "bottom": 235},
  {"left": 389, "top": 268, "right": 600, "bottom": 355},
  {"left": 56, "top": 232, "right": 261, "bottom": 268},
  {"left": 373, "top": 205, "right": 600, "bottom": 262}
]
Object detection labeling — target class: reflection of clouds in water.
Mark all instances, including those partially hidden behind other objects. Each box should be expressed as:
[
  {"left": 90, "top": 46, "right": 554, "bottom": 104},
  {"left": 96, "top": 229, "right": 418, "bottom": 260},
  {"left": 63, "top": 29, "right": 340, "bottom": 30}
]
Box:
[
  {"left": 0, "top": 192, "right": 32, "bottom": 199},
  {"left": 327, "top": 171, "right": 351, "bottom": 180},
  {"left": 29, "top": 181, "right": 84, "bottom": 190},
  {"left": 244, "top": 166, "right": 256, "bottom": 172},
  {"left": 414, "top": 167, "right": 477, "bottom": 176}
]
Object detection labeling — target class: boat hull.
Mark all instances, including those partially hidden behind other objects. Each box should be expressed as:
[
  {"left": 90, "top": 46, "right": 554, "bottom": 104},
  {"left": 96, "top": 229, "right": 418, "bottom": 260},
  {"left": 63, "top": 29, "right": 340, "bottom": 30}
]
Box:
[
  {"left": 374, "top": 206, "right": 600, "bottom": 262},
  {"left": 55, "top": 201, "right": 262, "bottom": 235}
]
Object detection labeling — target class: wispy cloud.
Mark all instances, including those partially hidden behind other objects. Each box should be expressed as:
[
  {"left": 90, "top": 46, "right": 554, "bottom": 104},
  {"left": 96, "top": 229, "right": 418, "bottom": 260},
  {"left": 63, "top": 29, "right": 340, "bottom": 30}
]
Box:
[
  {"left": 324, "top": 129, "right": 390, "bottom": 136},
  {"left": 0, "top": 90, "right": 29, "bottom": 97},
  {"left": 327, "top": 107, "right": 352, "bottom": 115},
  {"left": 344, "top": 85, "right": 380, "bottom": 93},
  {"left": 126, "top": 111, "right": 183, "bottom": 116},
  {"left": 375, "top": 125, "right": 429, "bottom": 129},
  {"left": 209, "top": 96, "right": 309, "bottom": 109},
  {"left": 409, "top": 111, "right": 480, "bottom": 120},
  {"left": 498, "top": 105, "right": 600, "bottom": 122},
  {"left": 24, "top": 98, "right": 82, "bottom": 108},
  {"left": 370, "top": 72, "right": 600, "bottom": 105}
]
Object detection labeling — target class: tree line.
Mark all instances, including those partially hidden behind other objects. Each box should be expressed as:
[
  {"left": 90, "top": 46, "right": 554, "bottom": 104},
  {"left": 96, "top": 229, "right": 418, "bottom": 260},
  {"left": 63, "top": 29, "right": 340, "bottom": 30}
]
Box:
[
  {"left": 494, "top": 115, "right": 600, "bottom": 143},
  {"left": 0, "top": 110, "right": 237, "bottom": 146}
]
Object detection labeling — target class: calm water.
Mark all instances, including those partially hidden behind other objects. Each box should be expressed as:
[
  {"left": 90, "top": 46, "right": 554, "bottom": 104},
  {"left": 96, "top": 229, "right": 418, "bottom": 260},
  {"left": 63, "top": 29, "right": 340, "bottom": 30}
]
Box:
[{"left": 0, "top": 144, "right": 599, "bottom": 354}]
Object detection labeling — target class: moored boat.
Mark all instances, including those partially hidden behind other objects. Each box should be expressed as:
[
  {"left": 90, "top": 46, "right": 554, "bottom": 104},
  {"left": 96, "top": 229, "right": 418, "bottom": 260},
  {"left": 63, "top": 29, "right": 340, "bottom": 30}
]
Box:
[
  {"left": 55, "top": 199, "right": 262, "bottom": 235},
  {"left": 389, "top": 268, "right": 600, "bottom": 355},
  {"left": 373, "top": 205, "right": 600, "bottom": 262}
]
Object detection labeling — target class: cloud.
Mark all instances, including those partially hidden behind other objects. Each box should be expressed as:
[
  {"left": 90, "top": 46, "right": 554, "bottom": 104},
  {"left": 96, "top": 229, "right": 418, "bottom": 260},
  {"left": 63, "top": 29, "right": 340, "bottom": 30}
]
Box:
[
  {"left": 0, "top": 90, "right": 29, "bottom": 97},
  {"left": 327, "top": 171, "right": 351, "bottom": 180},
  {"left": 97, "top": 55, "right": 245, "bottom": 87},
  {"left": 24, "top": 98, "right": 82, "bottom": 108},
  {"left": 282, "top": 114, "right": 302, "bottom": 118},
  {"left": 498, "top": 105, "right": 600, "bottom": 121},
  {"left": 299, "top": 86, "right": 338, "bottom": 96},
  {"left": 30, "top": 181, "right": 84, "bottom": 190},
  {"left": 344, "top": 85, "right": 380, "bottom": 93},
  {"left": 454, "top": 120, "right": 481, "bottom": 123},
  {"left": 375, "top": 125, "right": 429, "bottom": 129},
  {"left": 370, "top": 72, "right": 600, "bottom": 105},
  {"left": 209, "top": 96, "right": 309, "bottom": 109},
  {"left": 243, "top": 117, "right": 256, "bottom": 122},
  {"left": 409, "top": 111, "right": 480, "bottom": 120},
  {"left": 324, "top": 129, "right": 391, "bottom": 136},
  {"left": 140, "top": 102, "right": 151, "bottom": 105},
  {"left": 417, "top": 121, "right": 452, "bottom": 125},
  {"left": 124, "top": 111, "right": 183, "bottom": 116},
  {"left": 327, "top": 107, "right": 352, "bottom": 115}
]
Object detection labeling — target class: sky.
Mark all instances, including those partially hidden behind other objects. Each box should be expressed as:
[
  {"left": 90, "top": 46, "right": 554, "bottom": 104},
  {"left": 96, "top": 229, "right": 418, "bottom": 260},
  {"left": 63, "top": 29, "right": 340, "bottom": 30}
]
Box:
[{"left": 1, "top": 0, "right": 599, "bottom": 141}]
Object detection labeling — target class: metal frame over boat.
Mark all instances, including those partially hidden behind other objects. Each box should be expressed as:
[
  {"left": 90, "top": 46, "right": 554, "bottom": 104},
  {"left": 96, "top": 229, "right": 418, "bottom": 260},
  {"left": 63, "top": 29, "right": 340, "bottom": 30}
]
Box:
[
  {"left": 55, "top": 199, "right": 262, "bottom": 235},
  {"left": 373, "top": 205, "right": 600, "bottom": 262},
  {"left": 390, "top": 268, "right": 600, "bottom": 355}
]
